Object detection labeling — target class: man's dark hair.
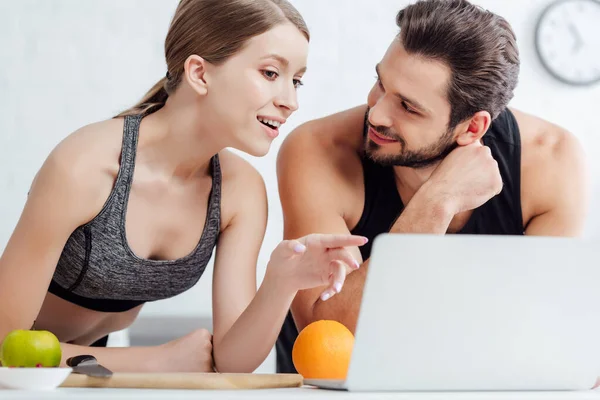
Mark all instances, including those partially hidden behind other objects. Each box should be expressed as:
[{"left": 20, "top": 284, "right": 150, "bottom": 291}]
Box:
[{"left": 397, "top": 0, "right": 520, "bottom": 128}]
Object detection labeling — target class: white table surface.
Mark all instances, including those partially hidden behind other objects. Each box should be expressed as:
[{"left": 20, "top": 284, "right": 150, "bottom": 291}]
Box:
[{"left": 3, "top": 387, "right": 600, "bottom": 400}]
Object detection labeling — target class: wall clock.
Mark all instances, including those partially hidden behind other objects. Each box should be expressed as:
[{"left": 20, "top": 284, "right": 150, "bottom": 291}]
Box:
[{"left": 535, "top": 0, "right": 600, "bottom": 86}]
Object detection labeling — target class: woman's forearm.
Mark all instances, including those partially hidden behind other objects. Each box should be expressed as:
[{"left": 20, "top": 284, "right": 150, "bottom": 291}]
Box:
[
  {"left": 212, "top": 269, "right": 296, "bottom": 373},
  {"left": 58, "top": 342, "right": 161, "bottom": 372}
]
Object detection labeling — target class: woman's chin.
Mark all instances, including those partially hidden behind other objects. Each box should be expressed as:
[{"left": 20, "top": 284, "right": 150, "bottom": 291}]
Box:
[
  {"left": 248, "top": 138, "right": 273, "bottom": 157},
  {"left": 250, "top": 145, "right": 271, "bottom": 158},
  {"left": 237, "top": 141, "right": 272, "bottom": 158}
]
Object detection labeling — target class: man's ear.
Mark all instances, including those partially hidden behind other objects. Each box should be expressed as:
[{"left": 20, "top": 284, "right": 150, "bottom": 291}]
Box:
[
  {"left": 183, "top": 55, "right": 209, "bottom": 96},
  {"left": 455, "top": 111, "right": 492, "bottom": 146}
]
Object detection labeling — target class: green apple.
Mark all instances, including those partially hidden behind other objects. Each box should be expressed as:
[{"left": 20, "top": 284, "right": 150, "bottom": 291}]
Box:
[{"left": 0, "top": 330, "right": 61, "bottom": 368}]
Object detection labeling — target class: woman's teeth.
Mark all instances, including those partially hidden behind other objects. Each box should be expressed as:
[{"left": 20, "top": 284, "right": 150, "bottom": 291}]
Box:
[{"left": 258, "top": 117, "right": 281, "bottom": 129}]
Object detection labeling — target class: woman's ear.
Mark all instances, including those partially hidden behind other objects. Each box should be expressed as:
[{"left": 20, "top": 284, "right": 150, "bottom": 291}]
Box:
[
  {"left": 456, "top": 111, "right": 492, "bottom": 146},
  {"left": 184, "top": 55, "right": 209, "bottom": 96}
]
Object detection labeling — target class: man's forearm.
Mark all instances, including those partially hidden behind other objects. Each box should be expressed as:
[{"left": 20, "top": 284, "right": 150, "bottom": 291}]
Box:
[
  {"left": 390, "top": 185, "right": 454, "bottom": 234},
  {"left": 312, "top": 259, "right": 370, "bottom": 334},
  {"left": 312, "top": 186, "right": 455, "bottom": 332}
]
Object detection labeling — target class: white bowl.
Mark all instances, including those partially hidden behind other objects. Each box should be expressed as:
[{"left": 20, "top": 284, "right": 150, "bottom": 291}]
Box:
[{"left": 0, "top": 367, "right": 72, "bottom": 390}]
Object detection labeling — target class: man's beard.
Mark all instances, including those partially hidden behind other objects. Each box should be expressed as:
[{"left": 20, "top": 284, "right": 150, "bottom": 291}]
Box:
[{"left": 364, "top": 118, "right": 458, "bottom": 169}]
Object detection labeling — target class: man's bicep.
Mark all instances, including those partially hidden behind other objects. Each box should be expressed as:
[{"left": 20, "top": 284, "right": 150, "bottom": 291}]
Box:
[
  {"left": 277, "top": 134, "right": 363, "bottom": 259},
  {"left": 277, "top": 150, "right": 364, "bottom": 330},
  {"left": 525, "top": 205, "right": 587, "bottom": 237},
  {"left": 525, "top": 130, "right": 589, "bottom": 237},
  {"left": 282, "top": 195, "right": 364, "bottom": 330},
  {"left": 281, "top": 200, "right": 363, "bottom": 262},
  {"left": 279, "top": 157, "right": 364, "bottom": 258}
]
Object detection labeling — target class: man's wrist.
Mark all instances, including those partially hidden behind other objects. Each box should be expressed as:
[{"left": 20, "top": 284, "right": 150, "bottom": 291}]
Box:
[
  {"left": 390, "top": 182, "right": 456, "bottom": 234},
  {"left": 415, "top": 181, "right": 457, "bottom": 218}
]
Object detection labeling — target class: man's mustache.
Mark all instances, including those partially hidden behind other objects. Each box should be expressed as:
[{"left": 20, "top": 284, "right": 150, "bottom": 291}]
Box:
[{"left": 367, "top": 122, "right": 405, "bottom": 145}]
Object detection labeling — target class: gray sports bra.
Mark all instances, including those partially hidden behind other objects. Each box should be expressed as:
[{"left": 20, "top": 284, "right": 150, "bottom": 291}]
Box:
[{"left": 48, "top": 112, "right": 221, "bottom": 312}]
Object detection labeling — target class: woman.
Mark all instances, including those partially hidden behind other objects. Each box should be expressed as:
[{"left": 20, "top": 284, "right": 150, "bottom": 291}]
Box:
[{"left": 0, "top": 0, "right": 365, "bottom": 373}]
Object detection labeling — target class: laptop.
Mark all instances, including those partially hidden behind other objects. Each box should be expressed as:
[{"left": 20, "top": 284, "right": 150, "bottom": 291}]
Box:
[{"left": 304, "top": 234, "right": 600, "bottom": 392}]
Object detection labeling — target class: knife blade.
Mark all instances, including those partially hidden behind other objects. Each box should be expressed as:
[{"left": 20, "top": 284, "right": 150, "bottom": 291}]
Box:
[{"left": 66, "top": 355, "right": 113, "bottom": 378}]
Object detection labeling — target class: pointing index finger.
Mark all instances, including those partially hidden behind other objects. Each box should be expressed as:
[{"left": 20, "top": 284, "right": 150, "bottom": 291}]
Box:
[{"left": 313, "top": 234, "right": 368, "bottom": 249}]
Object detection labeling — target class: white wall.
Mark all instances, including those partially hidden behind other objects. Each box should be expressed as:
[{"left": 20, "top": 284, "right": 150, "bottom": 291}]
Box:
[{"left": 1, "top": 0, "right": 598, "bottom": 334}]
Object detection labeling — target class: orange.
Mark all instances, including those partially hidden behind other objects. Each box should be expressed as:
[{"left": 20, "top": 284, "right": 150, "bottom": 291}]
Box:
[{"left": 292, "top": 320, "right": 354, "bottom": 379}]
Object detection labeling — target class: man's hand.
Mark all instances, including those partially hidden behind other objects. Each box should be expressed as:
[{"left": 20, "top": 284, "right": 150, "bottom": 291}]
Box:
[
  {"left": 425, "top": 142, "right": 503, "bottom": 215},
  {"left": 391, "top": 141, "right": 503, "bottom": 236}
]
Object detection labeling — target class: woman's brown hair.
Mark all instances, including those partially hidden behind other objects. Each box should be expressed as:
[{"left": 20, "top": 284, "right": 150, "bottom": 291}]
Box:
[{"left": 117, "top": 0, "right": 309, "bottom": 117}]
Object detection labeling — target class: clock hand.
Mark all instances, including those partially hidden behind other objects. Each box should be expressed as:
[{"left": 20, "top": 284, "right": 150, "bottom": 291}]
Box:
[{"left": 568, "top": 23, "right": 583, "bottom": 53}]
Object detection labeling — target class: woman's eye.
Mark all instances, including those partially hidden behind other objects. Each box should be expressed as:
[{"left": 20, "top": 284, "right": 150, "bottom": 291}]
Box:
[
  {"left": 263, "top": 70, "right": 279, "bottom": 80},
  {"left": 293, "top": 79, "right": 304, "bottom": 89}
]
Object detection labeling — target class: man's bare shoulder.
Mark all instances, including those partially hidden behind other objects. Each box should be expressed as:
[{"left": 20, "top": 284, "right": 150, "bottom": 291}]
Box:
[
  {"left": 277, "top": 106, "right": 368, "bottom": 222},
  {"left": 511, "top": 108, "right": 584, "bottom": 170},
  {"left": 280, "top": 105, "right": 367, "bottom": 158},
  {"left": 510, "top": 107, "right": 587, "bottom": 218}
]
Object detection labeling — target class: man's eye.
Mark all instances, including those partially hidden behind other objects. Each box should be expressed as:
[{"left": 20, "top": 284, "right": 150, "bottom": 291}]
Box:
[{"left": 402, "top": 102, "right": 417, "bottom": 114}]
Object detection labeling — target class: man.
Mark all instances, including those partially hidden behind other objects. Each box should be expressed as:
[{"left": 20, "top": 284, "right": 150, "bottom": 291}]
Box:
[{"left": 275, "top": 0, "right": 589, "bottom": 373}]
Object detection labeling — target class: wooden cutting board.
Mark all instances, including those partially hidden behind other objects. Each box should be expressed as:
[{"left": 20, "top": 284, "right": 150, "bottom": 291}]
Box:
[{"left": 61, "top": 372, "right": 304, "bottom": 390}]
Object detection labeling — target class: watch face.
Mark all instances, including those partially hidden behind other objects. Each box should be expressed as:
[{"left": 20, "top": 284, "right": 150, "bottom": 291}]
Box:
[{"left": 535, "top": 0, "right": 600, "bottom": 86}]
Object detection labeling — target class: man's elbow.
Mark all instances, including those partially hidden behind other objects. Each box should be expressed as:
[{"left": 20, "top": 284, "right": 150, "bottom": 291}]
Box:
[
  {"left": 290, "top": 292, "right": 331, "bottom": 333},
  {"left": 302, "top": 296, "right": 359, "bottom": 335}
]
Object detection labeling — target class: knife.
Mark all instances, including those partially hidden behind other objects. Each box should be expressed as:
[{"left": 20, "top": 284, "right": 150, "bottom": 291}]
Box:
[{"left": 66, "top": 355, "right": 113, "bottom": 378}]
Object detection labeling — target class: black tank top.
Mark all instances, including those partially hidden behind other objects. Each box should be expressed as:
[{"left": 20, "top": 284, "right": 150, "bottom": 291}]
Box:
[{"left": 276, "top": 107, "right": 524, "bottom": 373}]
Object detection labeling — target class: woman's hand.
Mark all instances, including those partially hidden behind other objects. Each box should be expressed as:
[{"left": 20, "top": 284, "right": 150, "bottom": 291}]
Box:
[
  {"left": 266, "top": 234, "right": 368, "bottom": 302},
  {"left": 155, "top": 329, "right": 214, "bottom": 372}
]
